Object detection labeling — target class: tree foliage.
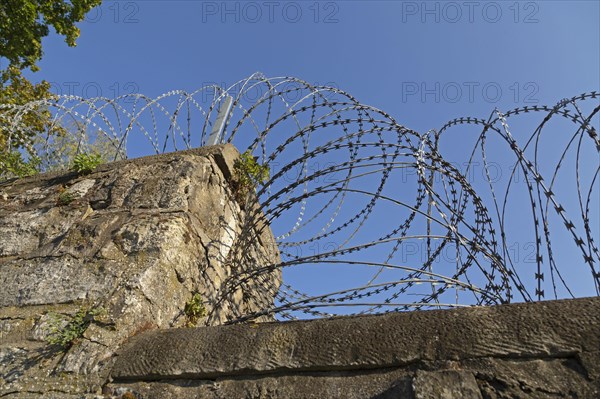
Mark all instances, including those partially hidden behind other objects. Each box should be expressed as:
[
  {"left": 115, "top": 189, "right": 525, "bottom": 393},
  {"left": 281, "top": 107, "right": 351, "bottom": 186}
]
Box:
[
  {"left": 0, "top": 66, "right": 61, "bottom": 178},
  {"left": 0, "top": 0, "right": 104, "bottom": 180},
  {"left": 0, "top": 0, "right": 102, "bottom": 71},
  {"left": 0, "top": 66, "right": 59, "bottom": 149}
]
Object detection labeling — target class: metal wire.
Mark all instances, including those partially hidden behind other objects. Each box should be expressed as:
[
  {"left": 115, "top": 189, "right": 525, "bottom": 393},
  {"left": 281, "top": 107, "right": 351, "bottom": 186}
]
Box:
[{"left": 1, "top": 73, "right": 598, "bottom": 322}]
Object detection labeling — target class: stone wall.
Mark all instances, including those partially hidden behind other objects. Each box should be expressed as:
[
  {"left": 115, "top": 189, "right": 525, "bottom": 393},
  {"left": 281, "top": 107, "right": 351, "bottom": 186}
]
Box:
[
  {"left": 108, "top": 297, "right": 599, "bottom": 398},
  {"left": 0, "top": 144, "right": 281, "bottom": 397},
  {"left": 1, "top": 145, "right": 598, "bottom": 398}
]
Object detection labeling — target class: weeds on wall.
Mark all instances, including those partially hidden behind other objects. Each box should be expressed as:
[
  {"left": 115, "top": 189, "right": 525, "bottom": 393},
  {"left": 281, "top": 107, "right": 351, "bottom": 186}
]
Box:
[
  {"left": 46, "top": 306, "right": 105, "bottom": 349},
  {"left": 72, "top": 152, "right": 103, "bottom": 175},
  {"left": 232, "top": 150, "right": 269, "bottom": 204},
  {"left": 57, "top": 188, "right": 76, "bottom": 205},
  {"left": 184, "top": 293, "right": 207, "bottom": 327},
  {"left": 0, "top": 150, "right": 104, "bottom": 182}
]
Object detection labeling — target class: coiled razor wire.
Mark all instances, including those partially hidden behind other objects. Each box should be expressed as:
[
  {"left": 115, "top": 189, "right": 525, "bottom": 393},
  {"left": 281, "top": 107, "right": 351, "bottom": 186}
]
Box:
[{"left": 1, "top": 73, "right": 598, "bottom": 322}]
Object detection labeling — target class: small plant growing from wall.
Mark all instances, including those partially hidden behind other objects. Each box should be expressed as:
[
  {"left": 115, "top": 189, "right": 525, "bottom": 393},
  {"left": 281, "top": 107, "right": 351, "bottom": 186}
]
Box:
[
  {"left": 184, "top": 293, "right": 207, "bottom": 327},
  {"left": 46, "top": 306, "right": 105, "bottom": 349},
  {"left": 232, "top": 150, "right": 269, "bottom": 203},
  {"left": 57, "top": 188, "right": 76, "bottom": 205},
  {"left": 72, "top": 152, "right": 103, "bottom": 175}
]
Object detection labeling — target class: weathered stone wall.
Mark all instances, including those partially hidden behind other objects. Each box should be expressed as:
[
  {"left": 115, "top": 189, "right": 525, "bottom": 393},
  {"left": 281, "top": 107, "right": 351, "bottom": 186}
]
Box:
[
  {"left": 1, "top": 145, "right": 598, "bottom": 398},
  {"left": 109, "top": 297, "right": 599, "bottom": 398},
  {"left": 0, "top": 144, "right": 281, "bottom": 397}
]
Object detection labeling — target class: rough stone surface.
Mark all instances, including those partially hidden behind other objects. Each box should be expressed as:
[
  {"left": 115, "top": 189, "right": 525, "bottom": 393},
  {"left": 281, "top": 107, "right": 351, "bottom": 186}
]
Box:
[
  {"left": 107, "top": 369, "right": 414, "bottom": 399},
  {"left": 0, "top": 144, "right": 281, "bottom": 397},
  {"left": 112, "top": 297, "right": 599, "bottom": 379},
  {"left": 413, "top": 370, "right": 482, "bottom": 399},
  {"left": 2, "top": 144, "right": 599, "bottom": 398},
  {"left": 107, "top": 297, "right": 600, "bottom": 398}
]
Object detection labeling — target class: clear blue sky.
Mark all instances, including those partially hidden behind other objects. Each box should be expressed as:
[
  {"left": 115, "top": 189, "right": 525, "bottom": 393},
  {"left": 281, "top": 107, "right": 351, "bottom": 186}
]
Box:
[
  {"left": 8, "top": 0, "right": 599, "bottom": 313},
  {"left": 24, "top": 0, "right": 598, "bottom": 130}
]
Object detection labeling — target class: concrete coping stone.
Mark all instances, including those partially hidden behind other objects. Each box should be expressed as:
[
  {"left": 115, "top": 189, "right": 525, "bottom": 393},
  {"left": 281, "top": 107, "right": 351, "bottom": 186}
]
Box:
[{"left": 111, "top": 296, "right": 600, "bottom": 382}]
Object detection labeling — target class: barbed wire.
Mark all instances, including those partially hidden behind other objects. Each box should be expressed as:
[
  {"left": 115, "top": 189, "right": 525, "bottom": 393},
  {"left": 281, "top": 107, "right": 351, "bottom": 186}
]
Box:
[{"left": 1, "top": 73, "right": 598, "bottom": 322}]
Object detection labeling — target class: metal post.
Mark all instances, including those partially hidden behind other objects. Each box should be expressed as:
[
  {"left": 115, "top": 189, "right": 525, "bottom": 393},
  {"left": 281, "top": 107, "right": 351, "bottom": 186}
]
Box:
[{"left": 207, "top": 95, "right": 233, "bottom": 146}]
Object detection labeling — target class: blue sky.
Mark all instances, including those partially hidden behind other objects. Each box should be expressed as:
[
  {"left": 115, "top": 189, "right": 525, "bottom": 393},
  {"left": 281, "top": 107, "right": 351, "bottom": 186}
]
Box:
[
  {"left": 25, "top": 0, "right": 598, "bottom": 130},
  {"left": 6, "top": 0, "right": 598, "bottom": 314}
]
